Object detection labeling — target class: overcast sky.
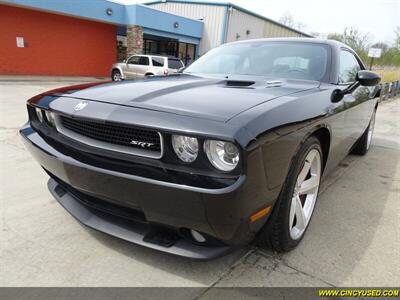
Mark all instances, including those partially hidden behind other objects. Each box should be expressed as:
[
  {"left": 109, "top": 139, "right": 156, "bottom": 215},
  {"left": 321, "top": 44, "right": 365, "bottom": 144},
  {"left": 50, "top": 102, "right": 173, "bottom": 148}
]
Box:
[{"left": 119, "top": 0, "right": 399, "bottom": 44}]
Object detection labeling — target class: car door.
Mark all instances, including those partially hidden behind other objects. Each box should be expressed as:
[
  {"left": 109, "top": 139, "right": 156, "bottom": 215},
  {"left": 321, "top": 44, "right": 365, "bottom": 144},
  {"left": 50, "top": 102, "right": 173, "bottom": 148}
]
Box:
[
  {"left": 150, "top": 56, "right": 166, "bottom": 76},
  {"left": 135, "top": 56, "right": 150, "bottom": 78},
  {"left": 125, "top": 55, "right": 141, "bottom": 79},
  {"left": 338, "top": 49, "right": 373, "bottom": 151}
]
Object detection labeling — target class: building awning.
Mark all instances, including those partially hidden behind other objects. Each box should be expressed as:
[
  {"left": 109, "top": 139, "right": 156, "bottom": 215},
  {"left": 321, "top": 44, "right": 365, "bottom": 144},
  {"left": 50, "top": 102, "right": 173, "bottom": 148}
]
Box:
[{"left": 1, "top": 0, "right": 203, "bottom": 40}]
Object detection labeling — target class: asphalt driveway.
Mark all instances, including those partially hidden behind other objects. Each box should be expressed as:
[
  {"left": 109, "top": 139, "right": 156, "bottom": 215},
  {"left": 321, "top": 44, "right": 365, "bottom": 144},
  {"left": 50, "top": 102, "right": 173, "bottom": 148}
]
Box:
[{"left": 0, "top": 80, "right": 399, "bottom": 291}]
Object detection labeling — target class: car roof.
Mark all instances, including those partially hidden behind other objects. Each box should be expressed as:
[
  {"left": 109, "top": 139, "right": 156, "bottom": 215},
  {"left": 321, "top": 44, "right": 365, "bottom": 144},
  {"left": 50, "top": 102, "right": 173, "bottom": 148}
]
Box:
[
  {"left": 134, "top": 54, "right": 181, "bottom": 60},
  {"left": 225, "top": 37, "right": 351, "bottom": 51}
]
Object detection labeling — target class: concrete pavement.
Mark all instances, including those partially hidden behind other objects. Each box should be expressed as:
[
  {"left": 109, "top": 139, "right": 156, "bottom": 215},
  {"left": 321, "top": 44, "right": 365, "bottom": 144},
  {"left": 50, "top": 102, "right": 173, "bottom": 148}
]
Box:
[{"left": 0, "top": 81, "right": 399, "bottom": 291}]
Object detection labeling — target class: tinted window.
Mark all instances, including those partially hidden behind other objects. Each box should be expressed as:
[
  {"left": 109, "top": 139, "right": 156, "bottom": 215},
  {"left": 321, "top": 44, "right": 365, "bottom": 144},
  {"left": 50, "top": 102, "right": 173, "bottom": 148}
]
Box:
[
  {"left": 168, "top": 58, "right": 183, "bottom": 70},
  {"left": 127, "top": 56, "right": 140, "bottom": 65},
  {"left": 339, "top": 50, "right": 361, "bottom": 83},
  {"left": 138, "top": 56, "right": 149, "bottom": 66},
  {"left": 152, "top": 57, "right": 165, "bottom": 67},
  {"left": 184, "top": 42, "right": 329, "bottom": 81}
]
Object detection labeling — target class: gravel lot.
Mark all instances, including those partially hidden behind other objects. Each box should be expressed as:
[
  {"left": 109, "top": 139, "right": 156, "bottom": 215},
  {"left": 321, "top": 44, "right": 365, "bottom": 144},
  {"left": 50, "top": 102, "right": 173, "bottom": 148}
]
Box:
[{"left": 1, "top": 80, "right": 399, "bottom": 291}]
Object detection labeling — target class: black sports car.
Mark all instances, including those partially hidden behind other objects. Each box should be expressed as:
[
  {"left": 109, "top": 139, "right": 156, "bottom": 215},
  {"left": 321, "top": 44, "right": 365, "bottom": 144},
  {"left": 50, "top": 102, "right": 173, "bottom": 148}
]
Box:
[{"left": 20, "top": 38, "right": 381, "bottom": 259}]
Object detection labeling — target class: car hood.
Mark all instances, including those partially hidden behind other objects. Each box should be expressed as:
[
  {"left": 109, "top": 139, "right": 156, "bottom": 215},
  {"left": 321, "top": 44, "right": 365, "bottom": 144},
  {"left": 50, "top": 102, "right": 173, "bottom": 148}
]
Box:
[{"left": 51, "top": 75, "right": 320, "bottom": 123}]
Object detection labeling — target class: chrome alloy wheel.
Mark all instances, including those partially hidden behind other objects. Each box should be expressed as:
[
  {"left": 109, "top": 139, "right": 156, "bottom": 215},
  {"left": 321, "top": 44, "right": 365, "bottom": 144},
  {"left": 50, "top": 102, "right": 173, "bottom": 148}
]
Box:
[
  {"left": 367, "top": 112, "right": 376, "bottom": 150},
  {"left": 289, "top": 149, "right": 322, "bottom": 240}
]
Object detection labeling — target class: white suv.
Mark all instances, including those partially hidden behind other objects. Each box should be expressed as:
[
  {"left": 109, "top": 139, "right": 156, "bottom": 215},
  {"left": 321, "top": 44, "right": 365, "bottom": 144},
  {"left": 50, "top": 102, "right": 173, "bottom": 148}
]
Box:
[{"left": 111, "top": 55, "right": 185, "bottom": 81}]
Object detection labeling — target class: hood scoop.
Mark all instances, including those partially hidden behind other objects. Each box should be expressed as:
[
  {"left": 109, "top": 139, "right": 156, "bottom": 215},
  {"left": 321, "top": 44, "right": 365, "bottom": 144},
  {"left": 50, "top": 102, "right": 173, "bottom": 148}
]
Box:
[
  {"left": 225, "top": 80, "right": 255, "bottom": 88},
  {"left": 224, "top": 80, "right": 283, "bottom": 88}
]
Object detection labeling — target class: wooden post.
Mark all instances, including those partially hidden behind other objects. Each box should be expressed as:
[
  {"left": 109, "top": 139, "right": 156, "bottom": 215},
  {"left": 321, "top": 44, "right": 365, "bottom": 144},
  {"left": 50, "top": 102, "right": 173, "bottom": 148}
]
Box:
[
  {"left": 395, "top": 81, "right": 400, "bottom": 97},
  {"left": 379, "top": 84, "right": 385, "bottom": 102},
  {"left": 390, "top": 82, "right": 396, "bottom": 98},
  {"left": 383, "top": 83, "right": 390, "bottom": 101}
]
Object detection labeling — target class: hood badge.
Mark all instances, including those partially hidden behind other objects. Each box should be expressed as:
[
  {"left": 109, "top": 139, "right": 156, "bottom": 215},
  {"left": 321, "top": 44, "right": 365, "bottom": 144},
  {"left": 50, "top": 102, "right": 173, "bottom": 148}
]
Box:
[
  {"left": 74, "top": 101, "right": 89, "bottom": 111},
  {"left": 265, "top": 80, "right": 282, "bottom": 88},
  {"left": 130, "top": 140, "right": 154, "bottom": 148}
]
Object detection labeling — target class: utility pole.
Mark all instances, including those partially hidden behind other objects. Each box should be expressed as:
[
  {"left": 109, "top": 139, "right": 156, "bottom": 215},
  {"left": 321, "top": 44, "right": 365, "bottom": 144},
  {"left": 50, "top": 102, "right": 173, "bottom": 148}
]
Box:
[
  {"left": 367, "top": 48, "right": 382, "bottom": 70},
  {"left": 369, "top": 57, "right": 374, "bottom": 70}
]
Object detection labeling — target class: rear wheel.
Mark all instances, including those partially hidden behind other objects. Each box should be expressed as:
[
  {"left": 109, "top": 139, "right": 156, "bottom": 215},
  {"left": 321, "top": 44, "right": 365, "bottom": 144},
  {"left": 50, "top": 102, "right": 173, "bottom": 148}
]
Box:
[
  {"left": 112, "top": 69, "right": 122, "bottom": 81},
  {"left": 352, "top": 110, "right": 376, "bottom": 155},
  {"left": 257, "top": 136, "right": 322, "bottom": 252}
]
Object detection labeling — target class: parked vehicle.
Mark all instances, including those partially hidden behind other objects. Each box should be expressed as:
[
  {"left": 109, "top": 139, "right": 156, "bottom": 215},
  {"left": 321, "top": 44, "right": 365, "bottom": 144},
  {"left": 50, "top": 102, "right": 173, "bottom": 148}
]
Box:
[
  {"left": 21, "top": 38, "right": 380, "bottom": 259},
  {"left": 111, "top": 55, "right": 184, "bottom": 81}
]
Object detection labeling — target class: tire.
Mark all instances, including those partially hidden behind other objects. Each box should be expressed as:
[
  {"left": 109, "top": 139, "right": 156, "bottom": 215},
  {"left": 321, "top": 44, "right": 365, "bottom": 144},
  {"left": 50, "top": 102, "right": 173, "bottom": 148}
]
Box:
[
  {"left": 351, "top": 110, "right": 376, "bottom": 156},
  {"left": 256, "top": 136, "right": 323, "bottom": 252},
  {"left": 112, "top": 69, "right": 122, "bottom": 82},
  {"left": 145, "top": 73, "right": 154, "bottom": 78}
]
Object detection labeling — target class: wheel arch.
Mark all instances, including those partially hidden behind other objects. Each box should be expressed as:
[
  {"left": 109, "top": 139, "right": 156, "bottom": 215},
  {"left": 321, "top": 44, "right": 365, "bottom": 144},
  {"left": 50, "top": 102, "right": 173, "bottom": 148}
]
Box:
[
  {"left": 309, "top": 126, "right": 331, "bottom": 171},
  {"left": 111, "top": 67, "right": 124, "bottom": 79}
]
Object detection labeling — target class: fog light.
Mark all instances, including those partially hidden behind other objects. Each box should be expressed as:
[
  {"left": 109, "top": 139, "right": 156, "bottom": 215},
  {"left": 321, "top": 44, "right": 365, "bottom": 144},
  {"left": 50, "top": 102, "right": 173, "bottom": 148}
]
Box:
[{"left": 190, "top": 229, "right": 206, "bottom": 243}]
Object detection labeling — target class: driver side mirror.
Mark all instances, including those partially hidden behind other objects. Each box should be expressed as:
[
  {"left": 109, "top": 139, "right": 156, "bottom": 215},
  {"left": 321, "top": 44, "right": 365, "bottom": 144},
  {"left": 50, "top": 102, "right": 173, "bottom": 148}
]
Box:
[
  {"left": 331, "top": 70, "right": 381, "bottom": 103},
  {"left": 123, "top": 59, "right": 126, "bottom": 63},
  {"left": 356, "top": 70, "right": 381, "bottom": 87}
]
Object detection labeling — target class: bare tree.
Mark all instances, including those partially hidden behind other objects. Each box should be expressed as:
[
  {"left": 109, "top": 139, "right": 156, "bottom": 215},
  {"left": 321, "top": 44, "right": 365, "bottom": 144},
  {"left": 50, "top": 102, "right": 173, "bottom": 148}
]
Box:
[
  {"left": 395, "top": 26, "right": 400, "bottom": 49},
  {"left": 371, "top": 42, "right": 389, "bottom": 53},
  {"left": 328, "top": 27, "right": 370, "bottom": 61},
  {"left": 279, "top": 12, "right": 306, "bottom": 31}
]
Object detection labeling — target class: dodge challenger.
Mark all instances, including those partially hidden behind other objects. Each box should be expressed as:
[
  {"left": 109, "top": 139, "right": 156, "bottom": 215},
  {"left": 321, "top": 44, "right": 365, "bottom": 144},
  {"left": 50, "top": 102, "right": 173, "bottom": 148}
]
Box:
[{"left": 20, "top": 38, "right": 381, "bottom": 259}]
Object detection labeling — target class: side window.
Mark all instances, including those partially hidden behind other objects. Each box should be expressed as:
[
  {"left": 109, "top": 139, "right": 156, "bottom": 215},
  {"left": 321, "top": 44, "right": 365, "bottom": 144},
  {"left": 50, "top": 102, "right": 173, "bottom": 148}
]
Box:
[
  {"left": 138, "top": 56, "right": 149, "bottom": 66},
  {"left": 339, "top": 50, "right": 361, "bottom": 83},
  {"left": 167, "top": 58, "right": 184, "bottom": 70},
  {"left": 152, "top": 57, "right": 165, "bottom": 67},
  {"left": 127, "top": 56, "right": 141, "bottom": 65}
]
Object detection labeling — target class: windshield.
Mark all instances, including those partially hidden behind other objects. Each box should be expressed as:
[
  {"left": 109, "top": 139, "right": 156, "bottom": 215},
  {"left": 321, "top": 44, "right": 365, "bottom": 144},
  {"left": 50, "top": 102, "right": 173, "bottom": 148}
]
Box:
[{"left": 184, "top": 41, "right": 329, "bottom": 81}]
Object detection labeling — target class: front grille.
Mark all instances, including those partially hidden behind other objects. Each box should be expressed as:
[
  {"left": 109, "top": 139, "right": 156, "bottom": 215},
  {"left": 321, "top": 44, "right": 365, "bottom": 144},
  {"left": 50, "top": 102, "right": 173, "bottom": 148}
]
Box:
[{"left": 57, "top": 115, "right": 162, "bottom": 158}]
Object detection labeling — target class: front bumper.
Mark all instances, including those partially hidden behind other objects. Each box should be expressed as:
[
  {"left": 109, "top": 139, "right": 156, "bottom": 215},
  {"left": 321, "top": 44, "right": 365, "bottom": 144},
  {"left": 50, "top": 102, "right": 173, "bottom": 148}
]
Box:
[
  {"left": 47, "top": 178, "right": 230, "bottom": 259},
  {"left": 20, "top": 123, "right": 278, "bottom": 259}
]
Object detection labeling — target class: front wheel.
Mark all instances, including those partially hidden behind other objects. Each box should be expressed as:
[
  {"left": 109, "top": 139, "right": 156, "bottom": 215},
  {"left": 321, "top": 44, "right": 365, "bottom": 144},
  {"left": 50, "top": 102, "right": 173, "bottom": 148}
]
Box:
[
  {"left": 256, "top": 136, "right": 323, "bottom": 252},
  {"left": 112, "top": 69, "right": 122, "bottom": 82}
]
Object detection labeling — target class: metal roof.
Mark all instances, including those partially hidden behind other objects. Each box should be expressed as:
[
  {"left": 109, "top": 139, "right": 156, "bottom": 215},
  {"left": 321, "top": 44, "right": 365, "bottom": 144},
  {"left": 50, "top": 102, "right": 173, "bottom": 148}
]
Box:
[{"left": 144, "top": 0, "right": 313, "bottom": 37}]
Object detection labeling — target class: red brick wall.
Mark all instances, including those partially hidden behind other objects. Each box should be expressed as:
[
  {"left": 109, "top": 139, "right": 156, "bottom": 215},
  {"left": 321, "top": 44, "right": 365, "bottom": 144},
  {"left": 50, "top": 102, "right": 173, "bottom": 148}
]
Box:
[{"left": 0, "top": 5, "right": 116, "bottom": 77}]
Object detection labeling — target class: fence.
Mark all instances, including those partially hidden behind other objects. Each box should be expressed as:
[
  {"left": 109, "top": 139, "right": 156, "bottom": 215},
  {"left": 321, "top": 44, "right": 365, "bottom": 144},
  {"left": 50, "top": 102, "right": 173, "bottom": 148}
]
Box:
[{"left": 378, "top": 80, "right": 400, "bottom": 102}]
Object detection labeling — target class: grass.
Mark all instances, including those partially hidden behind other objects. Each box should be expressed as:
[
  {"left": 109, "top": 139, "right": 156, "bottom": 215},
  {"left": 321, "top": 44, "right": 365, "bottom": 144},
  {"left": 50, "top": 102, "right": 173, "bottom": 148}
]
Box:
[{"left": 372, "top": 67, "right": 400, "bottom": 83}]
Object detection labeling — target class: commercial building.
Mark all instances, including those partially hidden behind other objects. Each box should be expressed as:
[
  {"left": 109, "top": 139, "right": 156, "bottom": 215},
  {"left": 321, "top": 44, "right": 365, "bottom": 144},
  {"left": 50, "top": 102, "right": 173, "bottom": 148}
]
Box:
[
  {"left": 147, "top": 0, "right": 311, "bottom": 55},
  {"left": 0, "top": 0, "right": 202, "bottom": 76},
  {"left": 0, "top": 0, "right": 311, "bottom": 77}
]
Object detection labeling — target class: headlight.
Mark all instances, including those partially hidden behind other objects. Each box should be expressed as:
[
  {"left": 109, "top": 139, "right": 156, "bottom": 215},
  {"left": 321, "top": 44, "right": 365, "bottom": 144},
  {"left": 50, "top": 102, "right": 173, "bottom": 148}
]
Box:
[
  {"left": 45, "top": 110, "right": 55, "bottom": 126},
  {"left": 35, "top": 107, "right": 43, "bottom": 123},
  {"left": 204, "top": 140, "right": 239, "bottom": 171},
  {"left": 172, "top": 135, "right": 199, "bottom": 163}
]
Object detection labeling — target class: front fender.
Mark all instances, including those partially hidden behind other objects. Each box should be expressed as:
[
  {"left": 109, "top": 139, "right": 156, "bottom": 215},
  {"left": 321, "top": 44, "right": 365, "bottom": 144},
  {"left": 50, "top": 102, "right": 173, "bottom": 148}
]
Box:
[
  {"left": 111, "top": 66, "right": 126, "bottom": 79},
  {"left": 249, "top": 120, "right": 332, "bottom": 191}
]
